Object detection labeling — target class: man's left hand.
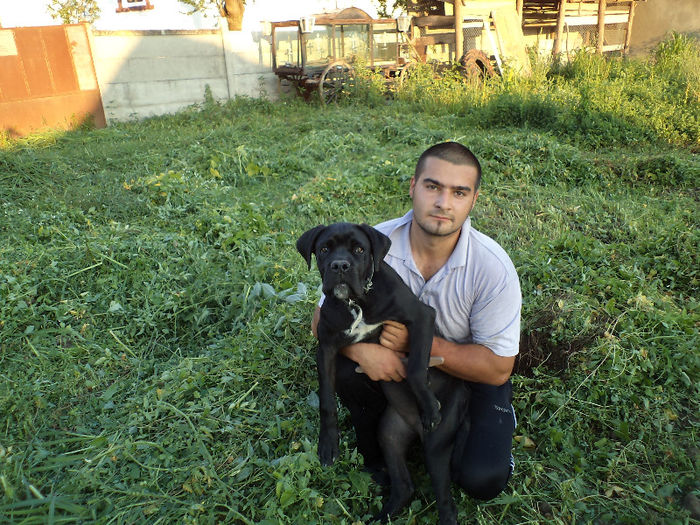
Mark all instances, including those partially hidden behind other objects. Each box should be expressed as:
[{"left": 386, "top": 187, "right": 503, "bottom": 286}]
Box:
[{"left": 380, "top": 320, "right": 410, "bottom": 353}]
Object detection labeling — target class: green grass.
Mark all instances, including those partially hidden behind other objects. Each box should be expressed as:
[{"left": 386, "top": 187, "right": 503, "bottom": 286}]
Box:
[{"left": 1, "top": 36, "right": 698, "bottom": 524}]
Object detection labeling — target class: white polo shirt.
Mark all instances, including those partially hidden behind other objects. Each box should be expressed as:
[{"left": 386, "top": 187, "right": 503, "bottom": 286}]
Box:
[{"left": 375, "top": 210, "right": 521, "bottom": 357}]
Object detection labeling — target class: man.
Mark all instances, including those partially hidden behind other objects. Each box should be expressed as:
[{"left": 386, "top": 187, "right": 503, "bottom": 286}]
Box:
[{"left": 311, "top": 142, "right": 521, "bottom": 500}]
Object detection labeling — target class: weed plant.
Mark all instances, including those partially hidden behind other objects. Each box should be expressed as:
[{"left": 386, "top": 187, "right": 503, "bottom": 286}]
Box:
[
  {"left": 389, "top": 32, "right": 700, "bottom": 151},
  {"left": 0, "top": 36, "right": 698, "bottom": 524}
]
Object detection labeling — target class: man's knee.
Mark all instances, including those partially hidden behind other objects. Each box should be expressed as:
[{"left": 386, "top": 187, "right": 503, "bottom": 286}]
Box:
[{"left": 453, "top": 463, "right": 511, "bottom": 501}]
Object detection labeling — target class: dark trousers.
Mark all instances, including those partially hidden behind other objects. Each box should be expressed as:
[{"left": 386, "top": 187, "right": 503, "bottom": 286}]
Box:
[{"left": 335, "top": 355, "right": 515, "bottom": 501}]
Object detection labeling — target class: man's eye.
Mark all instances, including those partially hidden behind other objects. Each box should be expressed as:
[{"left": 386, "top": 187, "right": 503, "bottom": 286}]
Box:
[{"left": 354, "top": 246, "right": 364, "bottom": 254}]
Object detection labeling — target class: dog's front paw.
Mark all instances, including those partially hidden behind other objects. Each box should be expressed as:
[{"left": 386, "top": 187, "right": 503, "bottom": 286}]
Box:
[
  {"left": 437, "top": 504, "right": 458, "bottom": 525},
  {"left": 372, "top": 485, "right": 414, "bottom": 523},
  {"left": 372, "top": 509, "right": 391, "bottom": 524},
  {"left": 421, "top": 398, "right": 442, "bottom": 432},
  {"left": 318, "top": 433, "right": 339, "bottom": 466}
]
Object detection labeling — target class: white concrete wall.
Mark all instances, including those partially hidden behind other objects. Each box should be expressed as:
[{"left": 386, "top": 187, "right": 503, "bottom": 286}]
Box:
[
  {"left": 221, "top": 29, "right": 277, "bottom": 100},
  {"left": 91, "top": 24, "right": 276, "bottom": 123},
  {"left": 629, "top": 0, "right": 700, "bottom": 55}
]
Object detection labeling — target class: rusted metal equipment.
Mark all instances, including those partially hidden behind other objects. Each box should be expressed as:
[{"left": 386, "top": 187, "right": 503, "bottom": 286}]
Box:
[
  {"left": 409, "top": 12, "right": 503, "bottom": 77},
  {"left": 269, "top": 5, "right": 505, "bottom": 103},
  {"left": 270, "top": 7, "right": 412, "bottom": 104}
]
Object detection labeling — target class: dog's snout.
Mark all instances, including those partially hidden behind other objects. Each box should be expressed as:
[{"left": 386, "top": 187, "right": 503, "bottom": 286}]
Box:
[{"left": 330, "top": 259, "right": 351, "bottom": 273}]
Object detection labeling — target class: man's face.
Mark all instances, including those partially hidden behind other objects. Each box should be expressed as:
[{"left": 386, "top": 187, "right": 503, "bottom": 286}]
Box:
[{"left": 409, "top": 156, "right": 480, "bottom": 238}]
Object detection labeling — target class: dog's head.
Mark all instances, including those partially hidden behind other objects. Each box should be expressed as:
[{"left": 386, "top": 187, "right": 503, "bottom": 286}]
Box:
[{"left": 296, "top": 223, "right": 391, "bottom": 301}]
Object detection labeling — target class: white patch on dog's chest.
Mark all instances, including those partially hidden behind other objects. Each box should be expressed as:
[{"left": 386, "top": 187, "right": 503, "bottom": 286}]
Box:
[{"left": 344, "top": 302, "right": 382, "bottom": 343}]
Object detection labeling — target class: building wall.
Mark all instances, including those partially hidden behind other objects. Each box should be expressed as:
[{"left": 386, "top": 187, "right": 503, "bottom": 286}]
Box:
[
  {"left": 91, "top": 23, "right": 277, "bottom": 123},
  {"left": 629, "top": 0, "right": 700, "bottom": 55}
]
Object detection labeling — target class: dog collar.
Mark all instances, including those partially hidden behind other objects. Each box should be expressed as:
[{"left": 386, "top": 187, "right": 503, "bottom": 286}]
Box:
[
  {"left": 347, "top": 299, "right": 364, "bottom": 333},
  {"left": 363, "top": 257, "right": 374, "bottom": 293}
]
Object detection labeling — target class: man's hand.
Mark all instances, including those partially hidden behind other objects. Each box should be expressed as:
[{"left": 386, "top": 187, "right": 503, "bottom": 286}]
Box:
[
  {"left": 342, "top": 342, "right": 406, "bottom": 382},
  {"left": 348, "top": 321, "right": 409, "bottom": 382},
  {"left": 379, "top": 320, "right": 410, "bottom": 352}
]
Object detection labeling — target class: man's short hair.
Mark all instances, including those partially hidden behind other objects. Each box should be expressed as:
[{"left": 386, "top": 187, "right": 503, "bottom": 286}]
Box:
[{"left": 414, "top": 142, "right": 482, "bottom": 190}]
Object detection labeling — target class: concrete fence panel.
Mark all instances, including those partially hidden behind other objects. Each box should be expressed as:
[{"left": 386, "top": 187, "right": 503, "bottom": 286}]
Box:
[{"left": 92, "top": 24, "right": 277, "bottom": 124}]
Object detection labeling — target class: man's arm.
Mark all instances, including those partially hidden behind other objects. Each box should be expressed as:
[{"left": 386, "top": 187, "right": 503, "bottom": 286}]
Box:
[
  {"left": 311, "top": 306, "right": 321, "bottom": 338},
  {"left": 431, "top": 337, "right": 514, "bottom": 386},
  {"left": 311, "top": 307, "right": 512, "bottom": 385},
  {"left": 376, "top": 320, "right": 514, "bottom": 386}
]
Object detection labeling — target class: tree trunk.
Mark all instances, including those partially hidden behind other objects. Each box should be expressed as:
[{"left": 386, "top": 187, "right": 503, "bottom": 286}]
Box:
[{"left": 222, "top": 0, "right": 245, "bottom": 31}]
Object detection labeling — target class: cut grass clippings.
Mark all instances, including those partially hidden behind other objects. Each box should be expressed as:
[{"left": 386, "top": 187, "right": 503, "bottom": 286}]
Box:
[{"left": 1, "top": 35, "right": 698, "bottom": 524}]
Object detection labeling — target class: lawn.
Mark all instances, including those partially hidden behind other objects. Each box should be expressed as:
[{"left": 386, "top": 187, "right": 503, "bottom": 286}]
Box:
[{"left": 1, "top": 36, "right": 698, "bottom": 524}]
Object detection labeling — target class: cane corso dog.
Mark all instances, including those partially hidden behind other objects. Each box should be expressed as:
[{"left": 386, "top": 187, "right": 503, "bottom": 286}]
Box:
[{"left": 297, "top": 222, "right": 468, "bottom": 524}]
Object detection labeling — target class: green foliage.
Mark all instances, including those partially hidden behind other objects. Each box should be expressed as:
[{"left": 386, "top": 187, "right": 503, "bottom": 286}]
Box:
[
  {"left": 391, "top": 35, "right": 700, "bottom": 151},
  {"left": 653, "top": 32, "right": 700, "bottom": 104},
  {"left": 376, "top": 0, "right": 412, "bottom": 18},
  {"left": 46, "top": 0, "right": 228, "bottom": 24},
  {"left": 1, "top": 37, "right": 698, "bottom": 524},
  {"left": 47, "top": 0, "right": 100, "bottom": 24},
  {"left": 177, "top": 0, "right": 228, "bottom": 16}
]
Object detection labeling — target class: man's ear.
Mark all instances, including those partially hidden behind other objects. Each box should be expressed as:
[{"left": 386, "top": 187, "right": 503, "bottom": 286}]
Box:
[
  {"left": 358, "top": 224, "right": 391, "bottom": 272},
  {"left": 296, "top": 225, "right": 326, "bottom": 269}
]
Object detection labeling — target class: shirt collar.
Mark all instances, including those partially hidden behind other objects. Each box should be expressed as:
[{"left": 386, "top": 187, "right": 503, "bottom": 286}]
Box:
[
  {"left": 386, "top": 210, "right": 414, "bottom": 261},
  {"left": 446, "top": 216, "right": 471, "bottom": 269}
]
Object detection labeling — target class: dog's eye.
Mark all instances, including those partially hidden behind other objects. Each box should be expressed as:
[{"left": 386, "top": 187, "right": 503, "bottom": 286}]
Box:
[
  {"left": 354, "top": 246, "right": 364, "bottom": 254},
  {"left": 320, "top": 247, "right": 328, "bottom": 254}
]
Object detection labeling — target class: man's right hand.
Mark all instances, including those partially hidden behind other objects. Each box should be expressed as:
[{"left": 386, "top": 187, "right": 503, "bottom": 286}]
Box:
[{"left": 342, "top": 342, "right": 407, "bottom": 382}]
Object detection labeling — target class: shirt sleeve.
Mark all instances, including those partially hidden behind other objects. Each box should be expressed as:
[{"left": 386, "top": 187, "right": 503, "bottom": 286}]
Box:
[{"left": 469, "top": 275, "right": 521, "bottom": 357}]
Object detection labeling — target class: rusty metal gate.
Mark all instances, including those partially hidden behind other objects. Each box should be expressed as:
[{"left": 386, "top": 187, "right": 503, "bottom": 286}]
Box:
[{"left": 0, "top": 23, "right": 106, "bottom": 137}]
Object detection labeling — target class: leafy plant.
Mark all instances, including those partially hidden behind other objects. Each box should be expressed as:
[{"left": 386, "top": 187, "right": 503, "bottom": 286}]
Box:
[
  {"left": 46, "top": 0, "right": 237, "bottom": 24},
  {"left": 47, "top": 0, "right": 100, "bottom": 24}
]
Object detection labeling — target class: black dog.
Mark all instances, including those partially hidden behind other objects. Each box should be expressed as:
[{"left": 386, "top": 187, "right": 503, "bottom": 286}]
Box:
[{"left": 297, "top": 222, "right": 468, "bottom": 524}]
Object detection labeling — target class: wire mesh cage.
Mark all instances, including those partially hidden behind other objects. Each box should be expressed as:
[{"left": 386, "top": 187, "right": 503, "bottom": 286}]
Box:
[
  {"left": 563, "top": 21, "right": 628, "bottom": 55},
  {"left": 462, "top": 22, "right": 486, "bottom": 54},
  {"left": 416, "top": 18, "right": 491, "bottom": 63}
]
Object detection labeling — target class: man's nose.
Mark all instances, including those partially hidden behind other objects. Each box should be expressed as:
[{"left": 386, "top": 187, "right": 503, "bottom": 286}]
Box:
[
  {"left": 435, "top": 190, "right": 451, "bottom": 209},
  {"left": 330, "top": 259, "right": 351, "bottom": 273}
]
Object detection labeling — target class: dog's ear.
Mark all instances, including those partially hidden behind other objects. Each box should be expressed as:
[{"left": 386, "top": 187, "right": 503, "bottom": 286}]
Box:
[
  {"left": 296, "top": 225, "right": 326, "bottom": 269},
  {"left": 358, "top": 224, "right": 391, "bottom": 272}
]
